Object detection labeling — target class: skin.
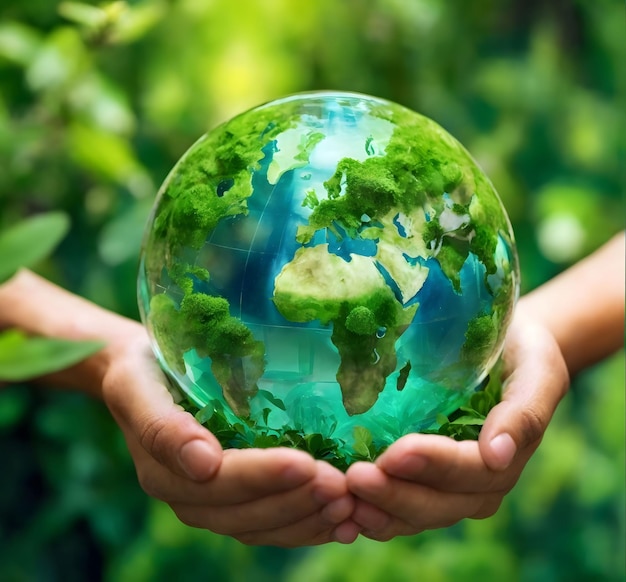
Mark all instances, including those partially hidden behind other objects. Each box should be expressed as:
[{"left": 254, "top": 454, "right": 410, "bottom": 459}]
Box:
[
  {"left": 0, "top": 232, "right": 622, "bottom": 546},
  {"left": 345, "top": 231, "right": 625, "bottom": 540},
  {"left": 345, "top": 313, "right": 569, "bottom": 539},
  {"left": 0, "top": 269, "right": 361, "bottom": 547}
]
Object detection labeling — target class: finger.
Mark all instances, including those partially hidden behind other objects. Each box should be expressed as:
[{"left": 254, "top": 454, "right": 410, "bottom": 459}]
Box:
[
  {"left": 230, "top": 512, "right": 336, "bottom": 547},
  {"left": 378, "top": 320, "right": 570, "bottom": 491},
  {"left": 170, "top": 460, "right": 352, "bottom": 535},
  {"left": 130, "top": 446, "right": 320, "bottom": 505},
  {"left": 349, "top": 496, "right": 504, "bottom": 539},
  {"left": 374, "top": 433, "right": 515, "bottom": 494},
  {"left": 332, "top": 519, "right": 362, "bottom": 545},
  {"left": 347, "top": 463, "right": 501, "bottom": 540},
  {"left": 479, "top": 320, "right": 569, "bottom": 471},
  {"left": 227, "top": 510, "right": 358, "bottom": 548},
  {"left": 102, "top": 339, "right": 222, "bottom": 481},
  {"left": 350, "top": 500, "right": 393, "bottom": 534},
  {"left": 198, "top": 447, "right": 318, "bottom": 504},
  {"left": 353, "top": 494, "right": 502, "bottom": 542}
]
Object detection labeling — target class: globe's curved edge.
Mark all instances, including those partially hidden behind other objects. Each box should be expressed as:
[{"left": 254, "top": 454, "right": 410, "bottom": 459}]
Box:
[{"left": 136, "top": 90, "right": 520, "bottom": 467}]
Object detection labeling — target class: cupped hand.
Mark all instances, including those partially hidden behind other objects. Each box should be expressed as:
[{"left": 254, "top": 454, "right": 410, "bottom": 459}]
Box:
[
  {"left": 101, "top": 332, "right": 360, "bottom": 547},
  {"left": 345, "top": 306, "right": 570, "bottom": 541}
]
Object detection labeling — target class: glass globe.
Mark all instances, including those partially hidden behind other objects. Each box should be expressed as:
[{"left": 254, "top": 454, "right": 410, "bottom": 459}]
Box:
[{"left": 138, "top": 91, "right": 519, "bottom": 466}]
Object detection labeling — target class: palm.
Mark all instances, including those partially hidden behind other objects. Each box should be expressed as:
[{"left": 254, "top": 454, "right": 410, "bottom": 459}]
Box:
[{"left": 345, "top": 307, "right": 570, "bottom": 540}]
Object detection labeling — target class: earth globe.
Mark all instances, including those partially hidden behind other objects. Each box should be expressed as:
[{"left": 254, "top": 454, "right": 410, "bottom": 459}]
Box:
[{"left": 137, "top": 91, "right": 519, "bottom": 468}]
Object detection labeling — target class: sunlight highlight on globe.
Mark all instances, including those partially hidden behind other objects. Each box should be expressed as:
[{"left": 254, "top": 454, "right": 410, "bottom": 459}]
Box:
[{"left": 137, "top": 91, "right": 519, "bottom": 467}]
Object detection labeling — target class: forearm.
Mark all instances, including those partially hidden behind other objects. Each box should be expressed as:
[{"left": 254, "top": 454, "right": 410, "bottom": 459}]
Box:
[
  {"left": 518, "top": 231, "right": 625, "bottom": 375},
  {"left": 0, "top": 269, "right": 145, "bottom": 396}
]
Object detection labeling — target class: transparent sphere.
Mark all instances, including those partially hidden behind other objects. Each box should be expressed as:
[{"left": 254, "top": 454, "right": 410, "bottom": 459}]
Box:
[{"left": 138, "top": 91, "right": 519, "bottom": 466}]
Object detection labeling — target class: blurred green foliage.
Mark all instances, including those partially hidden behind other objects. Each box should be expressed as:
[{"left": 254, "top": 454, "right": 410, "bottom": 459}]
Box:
[
  {"left": 0, "top": 211, "right": 104, "bottom": 382},
  {"left": 0, "top": 212, "right": 69, "bottom": 284},
  {"left": 0, "top": 0, "right": 623, "bottom": 580}
]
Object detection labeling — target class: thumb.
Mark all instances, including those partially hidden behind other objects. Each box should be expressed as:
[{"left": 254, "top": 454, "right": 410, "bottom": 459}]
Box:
[
  {"left": 478, "top": 321, "right": 569, "bottom": 471},
  {"left": 103, "top": 342, "right": 223, "bottom": 482}
]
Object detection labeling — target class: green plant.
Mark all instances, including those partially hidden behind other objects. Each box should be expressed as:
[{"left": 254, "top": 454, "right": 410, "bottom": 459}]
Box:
[
  {"left": 0, "top": 212, "right": 103, "bottom": 381},
  {"left": 184, "top": 367, "right": 503, "bottom": 471}
]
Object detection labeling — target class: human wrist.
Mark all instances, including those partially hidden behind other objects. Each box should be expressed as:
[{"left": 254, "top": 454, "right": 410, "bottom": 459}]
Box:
[
  {"left": 515, "top": 232, "right": 625, "bottom": 375},
  {"left": 35, "top": 319, "right": 148, "bottom": 398},
  {"left": 0, "top": 269, "right": 147, "bottom": 397}
]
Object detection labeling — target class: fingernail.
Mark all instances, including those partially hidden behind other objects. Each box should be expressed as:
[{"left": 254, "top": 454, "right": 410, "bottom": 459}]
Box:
[
  {"left": 490, "top": 433, "right": 517, "bottom": 470},
  {"left": 178, "top": 440, "right": 217, "bottom": 481}
]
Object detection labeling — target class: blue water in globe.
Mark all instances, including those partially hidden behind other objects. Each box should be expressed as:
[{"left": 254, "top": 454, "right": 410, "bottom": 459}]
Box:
[{"left": 138, "top": 91, "right": 519, "bottom": 465}]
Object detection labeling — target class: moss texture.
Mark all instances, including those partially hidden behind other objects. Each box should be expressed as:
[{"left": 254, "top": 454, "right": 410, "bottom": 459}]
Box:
[{"left": 144, "top": 93, "right": 517, "bottom": 419}]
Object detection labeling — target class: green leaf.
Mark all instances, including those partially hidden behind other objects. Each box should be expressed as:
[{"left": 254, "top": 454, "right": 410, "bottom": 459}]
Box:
[
  {"left": 353, "top": 425, "right": 373, "bottom": 458},
  {"left": 256, "top": 389, "right": 287, "bottom": 411},
  {"left": 0, "top": 21, "right": 41, "bottom": 65},
  {"left": 58, "top": 2, "right": 108, "bottom": 28},
  {"left": 449, "top": 415, "right": 486, "bottom": 427},
  {"left": 464, "top": 391, "right": 495, "bottom": 417},
  {"left": 0, "top": 212, "right": 70, "bottom": 284},
  {"left": 59, "top": 1, "right": 163, "bottom": 46},
  {"left": 109, "top": 3, "right": 164, "bottom": 44},
  {"left": 68, "top": 122, "right": 142, "bottom": 183},
  {"left": 98, "top": 199, "right": 152, "bottom": 265},
  {"left": 0, "top": 329, "right": 104, "bottom": 382},
  {"left": 436, "top": 413, "right": 449, "bottom": 426},
  {"left": 25, "top": 27, "right": 88, "bottom": 91},
  {"left": 304, "top": 433, "right": 324, "bottom": 454}
]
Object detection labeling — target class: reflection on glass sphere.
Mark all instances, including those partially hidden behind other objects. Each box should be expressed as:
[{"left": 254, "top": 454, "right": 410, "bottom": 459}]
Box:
[{"left": 138, "top": 91, "right": 519, "bottom": 467}]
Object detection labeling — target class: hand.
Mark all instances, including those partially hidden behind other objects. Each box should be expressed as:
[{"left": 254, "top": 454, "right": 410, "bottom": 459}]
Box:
[
  {"left": 345, "top": 305, "right": 570, "bottom": 540},
  {"left": 101, "top": 331, "right": 361, "bottom": 547}
]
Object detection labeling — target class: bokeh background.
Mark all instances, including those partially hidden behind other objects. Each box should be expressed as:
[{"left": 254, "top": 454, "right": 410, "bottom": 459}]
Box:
[{"left": 0, "top": 0, "right": 624, "bottom": 580}]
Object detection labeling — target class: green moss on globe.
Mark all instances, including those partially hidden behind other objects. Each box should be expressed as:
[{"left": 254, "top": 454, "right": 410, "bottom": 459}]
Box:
[
  {"left": 345, "top": 307, "right": 378, "bottom": 336},
  {"left": 138, "top": 91, "right": 519, "bottom": 467}
]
